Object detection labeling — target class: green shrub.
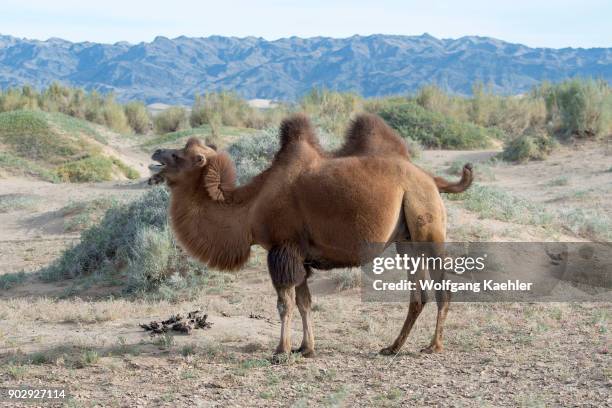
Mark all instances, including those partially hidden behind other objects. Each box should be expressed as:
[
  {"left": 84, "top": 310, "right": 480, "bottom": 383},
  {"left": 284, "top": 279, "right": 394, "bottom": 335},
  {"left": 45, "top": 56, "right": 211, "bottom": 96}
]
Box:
[
  {"left": 301, "top": 89, "right": 363, "bottom": 136},
  {"left": 0, "top": 151, "right": 60, "bottom": 182},
  {"left": 0, "top": 271, "right": 27, "bottom": 289},
  {"left": 543, "top": 79, "right": 612, "bottom": 138},
  {"left": 469, "top": 82, "right": 499, "bottom": 127},
  {"left": 191, "top": 91, "right": 277, "bottom": 130},
  {"left": 40, "top": 187, "right": 207, "bottom": 293},
  {"left": 226, "top": 125, "right": 348, "bottom": 184},
  {"left": 111, "top": 158, "right": 140, "bottom": 180},
  {"left": 558, "top": 208, "right": 612, "bottom": 242},
  {"left": 0, "top": 110, "right": 76, "bottom": 162},
  {"left": 79, "top": 350, "right": 100, "bottom": 367},
  {"left": 377, "top": 102, "right": 496, "bottom": 149},
  {"left": 102, "top": 102, "right": 130, "bottom": 134},
  {"left": 228, "top": 128, "right": 279, "bottom": 184},
  {"left": 0, "top": 87, "right": 37, "bottom": 111},
  {"left": 332, "top": 269, "right": 362, "bottom": 291},
  {"left": 501, "top": 131, "right": 557, "bottom": 163},
  {"left": 41, "top": 188, "right": 168, "bottom": 280},
  {"left": 415, "top": 85, "right": 470, "bottom": 122},
  {"left": 404, "top": 137, "right": 423, "bottom": 159},
  {"left": 0, "top": 110, "right": 137, "bottom": 183},
  {"left": 447, "top": 184, "right": 554, "bottom": 226},
  {"left": 55, "top": 154, "right": 138, "bottom": 182},
  {"left": 154, "top": 107, "right": 188, "bottom": 134},
  {"left": 0, "top": 83, "right": 155, "bottom": 135},
  {"left": 124, "top": 101, "right": 150, "bottom": 134},
  {"left": 192, "top": 92, "right": 244, "bottom": 127},
  {"left": 0, "top": 194, "right": 41, "bottom": 213},
  {"left": 125, "top": 226, "right": 208, "bottom": 293},
  {"left": 489, "top": 96, "right": 547, "bottom": 136},
  {"left": 61, "top": 198, "right": 116, "bottom": 232}
]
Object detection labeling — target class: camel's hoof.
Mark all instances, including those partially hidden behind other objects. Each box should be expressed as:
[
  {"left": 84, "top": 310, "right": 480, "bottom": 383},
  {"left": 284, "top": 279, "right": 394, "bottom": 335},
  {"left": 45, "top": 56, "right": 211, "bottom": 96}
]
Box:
[
  {"left": 379, "top": 346, "right": 399, "bottom": 356},
  {"left": 420, "top": 345, "right": 443, "bottom": 354}
]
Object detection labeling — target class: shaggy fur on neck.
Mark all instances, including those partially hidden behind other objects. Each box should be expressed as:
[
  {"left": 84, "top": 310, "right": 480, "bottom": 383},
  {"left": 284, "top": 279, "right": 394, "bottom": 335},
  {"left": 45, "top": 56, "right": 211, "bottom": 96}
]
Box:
[{"left": 169, "top": 179, "right": 252, "bottom": 270}]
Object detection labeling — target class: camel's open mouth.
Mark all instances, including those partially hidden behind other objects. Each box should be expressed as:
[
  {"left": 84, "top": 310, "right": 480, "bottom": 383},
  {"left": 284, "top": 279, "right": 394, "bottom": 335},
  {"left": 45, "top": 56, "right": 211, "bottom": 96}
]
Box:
[{"left": 148, "top": 163, "right": 166, "bottom": 174}]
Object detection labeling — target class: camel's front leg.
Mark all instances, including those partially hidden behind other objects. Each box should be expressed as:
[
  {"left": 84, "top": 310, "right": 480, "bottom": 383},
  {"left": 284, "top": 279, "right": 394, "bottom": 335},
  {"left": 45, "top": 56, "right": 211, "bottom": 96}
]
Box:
[
  {"left": 267, "top": 245, "right": 307, "bottom": 359},
  {"left": 275, "top": 285, "right": 296, "bottom": 355}
]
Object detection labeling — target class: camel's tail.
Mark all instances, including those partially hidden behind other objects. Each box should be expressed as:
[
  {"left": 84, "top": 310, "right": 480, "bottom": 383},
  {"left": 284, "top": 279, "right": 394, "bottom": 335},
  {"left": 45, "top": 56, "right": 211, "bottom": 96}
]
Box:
[{"left": 433, "top": 163, "right": 473, "bottom": 193}]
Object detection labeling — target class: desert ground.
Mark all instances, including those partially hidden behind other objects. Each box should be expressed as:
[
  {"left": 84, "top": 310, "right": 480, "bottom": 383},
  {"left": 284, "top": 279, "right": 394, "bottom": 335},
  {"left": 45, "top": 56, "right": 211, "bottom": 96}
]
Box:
[{"left": 0, "top": 133, "right": 610, "bottom": 407}]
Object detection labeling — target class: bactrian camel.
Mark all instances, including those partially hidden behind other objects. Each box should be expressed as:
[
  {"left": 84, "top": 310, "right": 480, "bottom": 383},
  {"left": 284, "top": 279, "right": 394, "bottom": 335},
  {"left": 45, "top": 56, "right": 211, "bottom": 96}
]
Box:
[{"left": 148, "top": 113, "right": 473, "bottom": 358}]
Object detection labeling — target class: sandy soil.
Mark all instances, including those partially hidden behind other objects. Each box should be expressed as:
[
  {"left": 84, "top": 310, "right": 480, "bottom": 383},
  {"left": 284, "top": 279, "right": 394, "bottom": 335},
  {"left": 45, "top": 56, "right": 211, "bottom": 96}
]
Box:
[
  {"left": 423, "top": 141, "right": 612, "bottom": 217},
  {"left": 0, "top": 144, "right": 610, "bottom": 407}
]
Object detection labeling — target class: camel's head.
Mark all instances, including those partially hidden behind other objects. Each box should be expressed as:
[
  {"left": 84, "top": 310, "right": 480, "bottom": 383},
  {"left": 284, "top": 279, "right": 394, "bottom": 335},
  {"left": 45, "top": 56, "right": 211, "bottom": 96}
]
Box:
[{"left": 149, "top": 137, "right": 218, "bottom": 186}]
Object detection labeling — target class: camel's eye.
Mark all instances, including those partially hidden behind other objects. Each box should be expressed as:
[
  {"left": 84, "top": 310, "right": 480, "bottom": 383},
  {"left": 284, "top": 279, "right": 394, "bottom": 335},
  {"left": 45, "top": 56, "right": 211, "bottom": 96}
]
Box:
[{"left": 172, "top": 153, "right": 179, "bottom": 160}]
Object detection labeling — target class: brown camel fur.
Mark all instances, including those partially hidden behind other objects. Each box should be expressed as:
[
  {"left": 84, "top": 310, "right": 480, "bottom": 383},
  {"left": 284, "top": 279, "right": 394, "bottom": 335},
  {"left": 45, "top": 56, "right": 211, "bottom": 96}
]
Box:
[
  {"left": 334, "top": 113, "right": 473, "bottom": 193},
  {"left": 149, "top": 113, "right": 469, "bottom": 358}
]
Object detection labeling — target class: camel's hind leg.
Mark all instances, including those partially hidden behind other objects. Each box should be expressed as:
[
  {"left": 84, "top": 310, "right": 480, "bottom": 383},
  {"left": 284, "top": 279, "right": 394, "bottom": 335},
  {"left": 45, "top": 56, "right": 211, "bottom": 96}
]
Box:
[
  {"left": 421, "top": 278, "right": 450, "bottom": 353},
  {"left": 381, "top": 193, "right": 451, "bottom": 355},
  {"left": 294, "top": 274, "right": 315, "bottom": 357},
  {"left": 380, "top": 241, "right": 428, "bottom": 355}
]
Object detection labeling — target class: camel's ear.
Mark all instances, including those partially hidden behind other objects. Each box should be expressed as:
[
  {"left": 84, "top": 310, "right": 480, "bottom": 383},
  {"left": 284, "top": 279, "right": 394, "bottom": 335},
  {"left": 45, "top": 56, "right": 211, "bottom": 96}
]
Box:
[
  {"left": 194, "top": 154, "right": 207, "bottom": 167},
  {"left": 186, "top": 137, "right": 204, "bottom": 148},
  {"left": 204, "top": 152, "right": 237, "bottom": 201}
]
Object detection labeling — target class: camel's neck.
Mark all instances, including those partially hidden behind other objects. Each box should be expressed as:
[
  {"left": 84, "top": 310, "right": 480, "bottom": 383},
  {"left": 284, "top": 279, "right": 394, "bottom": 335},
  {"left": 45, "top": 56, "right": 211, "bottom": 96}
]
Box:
[{"left": 168, "top": 176, "right": 255, "bottom": 271}]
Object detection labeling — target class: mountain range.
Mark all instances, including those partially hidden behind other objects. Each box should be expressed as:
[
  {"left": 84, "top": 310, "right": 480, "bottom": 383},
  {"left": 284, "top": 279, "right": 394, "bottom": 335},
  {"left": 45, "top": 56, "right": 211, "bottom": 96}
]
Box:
[{"left": 0, "top": 33, "right": 610, "bottom": 104}]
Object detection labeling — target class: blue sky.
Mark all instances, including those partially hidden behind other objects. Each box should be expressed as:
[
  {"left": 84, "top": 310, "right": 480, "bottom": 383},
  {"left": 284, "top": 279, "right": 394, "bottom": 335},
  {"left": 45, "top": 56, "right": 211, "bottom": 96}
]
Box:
[{"left": 1, "top": 0, "right": 610, "bottom": 48}]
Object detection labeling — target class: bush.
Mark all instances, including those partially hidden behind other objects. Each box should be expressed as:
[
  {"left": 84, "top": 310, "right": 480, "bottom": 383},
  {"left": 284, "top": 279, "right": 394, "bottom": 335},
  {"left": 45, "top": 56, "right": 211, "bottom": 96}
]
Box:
[
  {"left": 332, "top": 269, "right": 362, "bottom": 291},
  {"left": 489, "top": 96, "right": 547, "bottom": 136},
  {"left": 55, "top": 154, "right": 138, "bottom": 182},
  {"left": 301, "top": 89, "right": 363, "bottom": 136},
  {"left": 403, "top": 137, "right": 423, "bottom": 159},
  {"left": 0, "top": 110, "right": 73, "bottom": 161},
  {"left": 154, "top": 106, "right": 188, "bottom": 134},
  {"left": 10, "top": 84, "right": 134, "bottom": 133},
  {"left": 228, "top": 127, "right": 279, "bottom": 184},
  {"left": 447, "top": 184, "right": 553, "bottom": 226},
  {"left": 191, "top": 92, "right": 246, "bottom": 127},
  {"left": 501, "top": 131, "right": 557, "bottom": 163},
  {"left": 0, "top": 110, "right": 138, "bottom": 183},
  {"left": 227, "top": 125, "right": 342, "bottom": 184},
  {"left": 543, "top": 79, "right": 612, "bottom": 138},
  {"left": 558, "top": 208, "right": 612, "bottom": 242},
  {"left": 414, "top": 85, "right": 470, "bottom": 122},
  {"left": 190, "top": 91, "right": 276, "bottom": 130},
  {"left": 41, "top": 187, "right": 207, "bottom": 292},
  {"left": 0, "top": 151, "right": 60, "bottom": 182},
  {"left": 377, "top": 102, "right": 496, "bottom": 149},
  {"left": 102, "top": 102, "right": 130, "bottom": 134},
  {"left": 124, "top": 101, "right": 150, "bottom": 134}
]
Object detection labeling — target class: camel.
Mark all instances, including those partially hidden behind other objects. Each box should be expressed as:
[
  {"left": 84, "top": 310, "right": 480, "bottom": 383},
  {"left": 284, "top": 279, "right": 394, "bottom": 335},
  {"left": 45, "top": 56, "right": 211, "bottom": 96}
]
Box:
[
  {"left": 148, "top": 113, "right": 473, "bottom": 358},
  {"left": 330, "top": 113, "right": 473, "bottom": 193}
]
